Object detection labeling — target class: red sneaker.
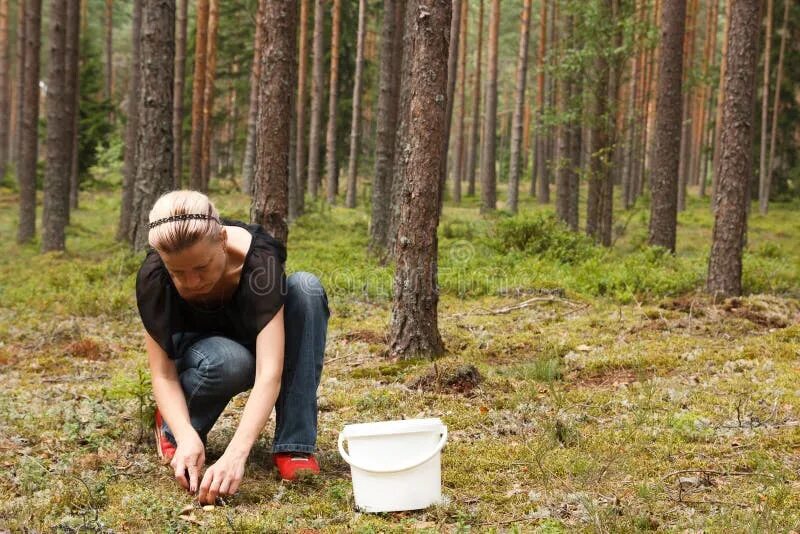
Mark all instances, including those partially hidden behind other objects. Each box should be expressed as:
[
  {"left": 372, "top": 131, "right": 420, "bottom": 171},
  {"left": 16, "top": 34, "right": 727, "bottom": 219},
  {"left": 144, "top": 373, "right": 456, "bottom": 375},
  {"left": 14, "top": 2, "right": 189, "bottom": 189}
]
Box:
[
  {"left": 273, "top": 452, "right": 320, "bottom": 480},
  {"left": 154, "top": 408, "right": 176, "bottom": 464}
]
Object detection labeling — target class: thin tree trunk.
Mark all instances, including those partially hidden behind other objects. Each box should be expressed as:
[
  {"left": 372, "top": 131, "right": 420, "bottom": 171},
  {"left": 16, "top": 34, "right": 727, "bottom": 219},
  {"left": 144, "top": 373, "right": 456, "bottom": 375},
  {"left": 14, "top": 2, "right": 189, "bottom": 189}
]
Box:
[
  {"left": 712, "top": 0, "right": 732, "bottom": 203},
  {"left": 251, "top": 0, "right": 296, "bottom": 246},
  {"left": 291, "top": 0, "right": 309, "bottom": 216},
  {"left": 105, "top": 0, "right": 113, "bottom": 110},
  {"left": 172, "top": 0, "right": 187, "bottom": 189},
  {"left": 390, "top": 0, "right": 449, "bottom": 360},
  {"left": 647, "top": 0, "right": 686, "bottom": 252},
  {"left": 17, "top": 0, "right": 40, "bottom": 244},
  {"left": 479, "top": 0, "right": 499, "bottom": 213},
  {"left": 0, "top": 0, "right": 9, "bottom": 179},
  {"left": 200, "top": 0, "right": 218, "bottom": 191},
  {"left": 531, "top": 0, "right": 547, "bottom": 200},
  {"left": 438, "top": 0, "right": 461, "bottom": 214},
  {"left": 506, "top": 0, "right": 532, "bottom": 214},
  {"left": 677, "top": 0, "right": 697, "bottom": 212},
  {"left": 188, "top": 0, "right": 208, "bottom": 190},
  {"left": 452, "top": 0, "right": 467, "bottom": 205},
  {"left": 67, "top": 0, "right": 79, "bottom": 212},
  {"left": 13, "top": 0, "right": 23, "bottom": 168},
  {"left": 42, "top": 0, "right": 69, "bottom": 251},
  {"left": 243, "top": 0, "right": 265, "bottom": 196},
  {"left": 757, "top": 0, "right": 773, "bottom": 215},
  {"left": 325, "top": 0, "right": 341, "bottom": 204},
  {"left": 306, "top": 0, "right": 324, "bottom": 200},
  {"left": 131, "top": 0, "right": 174, "bottom": 251},
  {"left": 368, "top": 0, "right": 404, "bottom": 254},
  {"left": 464, "top": 0, "right": 483, "bottom": 198},
  {"left": 763, "top": 0, "right": 789, "bottom": 214},
  {"left": 345, "top": 0, "right": 366, "bottom": 208},
  {"left": 696, "top": 0, "right": 718, "bottom": 198},
  {"left": 707, "top": 0, "right": 760, "bottom": 296},
  {"left": 118, "top": 0, "right": 142, "bottom": 243}
]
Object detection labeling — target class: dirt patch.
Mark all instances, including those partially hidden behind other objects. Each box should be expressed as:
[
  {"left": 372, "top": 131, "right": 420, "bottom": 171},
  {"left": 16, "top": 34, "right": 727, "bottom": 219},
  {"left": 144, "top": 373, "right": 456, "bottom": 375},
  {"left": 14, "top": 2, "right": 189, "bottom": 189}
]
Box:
[
  {"left": 569, "top": 366, "right": 649, "bottom": 389},
  {"left": 64, "top": 338, "right": 110, "bottom": 361},
  {"left": 408, "top": 363, "right": 483, "bottom": 395},
  {"left": 660, "top": 294, "right": 710, "bottom": 317},
  {"left": 338, "top": 329, "right": 387, "bottom": 344},
  {"left": 721, "top": 296, "right": 800, "bottom": 329}
]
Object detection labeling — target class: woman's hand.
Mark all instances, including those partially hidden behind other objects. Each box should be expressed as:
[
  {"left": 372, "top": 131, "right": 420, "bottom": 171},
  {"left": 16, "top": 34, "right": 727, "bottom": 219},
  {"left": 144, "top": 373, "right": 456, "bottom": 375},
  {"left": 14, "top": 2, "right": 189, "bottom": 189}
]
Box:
[
  {"left": 170, "top": 432, "right": 206, "bottom": 494},
  {"left": 196, "top": 451, "right": 246, "bottom": 505}
]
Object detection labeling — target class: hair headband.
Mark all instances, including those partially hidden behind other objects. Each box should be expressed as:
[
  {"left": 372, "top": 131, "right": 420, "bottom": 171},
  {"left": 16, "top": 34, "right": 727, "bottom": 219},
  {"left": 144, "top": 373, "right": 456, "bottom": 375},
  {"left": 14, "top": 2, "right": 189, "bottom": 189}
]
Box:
[{"left": 147, "top": 213, "right": 221, "bottom": 230}]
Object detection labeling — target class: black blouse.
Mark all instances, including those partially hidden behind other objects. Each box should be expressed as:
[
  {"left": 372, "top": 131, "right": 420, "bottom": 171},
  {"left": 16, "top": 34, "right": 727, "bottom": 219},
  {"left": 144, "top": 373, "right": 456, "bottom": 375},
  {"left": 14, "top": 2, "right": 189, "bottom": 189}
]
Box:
[{"left": 135, "top": 218, "right": 287, "bottom": 359}]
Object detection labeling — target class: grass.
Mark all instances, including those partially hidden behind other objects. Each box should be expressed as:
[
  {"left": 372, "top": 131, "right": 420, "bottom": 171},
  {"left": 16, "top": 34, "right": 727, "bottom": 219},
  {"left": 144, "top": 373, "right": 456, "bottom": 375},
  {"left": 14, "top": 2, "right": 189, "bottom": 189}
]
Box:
[{"left": 0, "top": 181, "right": 799, "bottom": 532}]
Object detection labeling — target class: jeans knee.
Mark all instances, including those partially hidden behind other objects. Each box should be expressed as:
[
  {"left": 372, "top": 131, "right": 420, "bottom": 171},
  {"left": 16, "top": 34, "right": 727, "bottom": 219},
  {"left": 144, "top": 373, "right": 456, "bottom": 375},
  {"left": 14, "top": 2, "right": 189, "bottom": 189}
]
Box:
[
  {"left": 287, "top": 272, "right": 329, "bottom": 316},
  {"left": 187, "top": 338, "right": 255, "bottom": 391}
]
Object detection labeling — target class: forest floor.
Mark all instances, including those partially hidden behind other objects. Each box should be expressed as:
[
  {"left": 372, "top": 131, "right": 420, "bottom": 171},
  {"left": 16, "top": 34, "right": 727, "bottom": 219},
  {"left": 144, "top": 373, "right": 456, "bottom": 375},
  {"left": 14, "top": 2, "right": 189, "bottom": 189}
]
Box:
[{"left": 0, "top": 184, "right": 799, "bottom": 533}]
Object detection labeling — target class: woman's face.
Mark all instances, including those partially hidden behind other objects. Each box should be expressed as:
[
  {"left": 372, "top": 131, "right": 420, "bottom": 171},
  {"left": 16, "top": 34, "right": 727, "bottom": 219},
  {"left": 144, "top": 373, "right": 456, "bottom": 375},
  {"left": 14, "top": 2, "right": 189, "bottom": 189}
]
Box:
[{"left": 161, "top": 232, "right": 227, "bottom": 297}]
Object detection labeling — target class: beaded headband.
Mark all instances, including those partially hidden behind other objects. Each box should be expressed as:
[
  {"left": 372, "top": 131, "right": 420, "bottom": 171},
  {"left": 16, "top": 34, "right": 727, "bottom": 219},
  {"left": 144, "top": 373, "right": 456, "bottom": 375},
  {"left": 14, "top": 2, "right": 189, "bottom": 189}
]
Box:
[{"left": 147, "top": 213, "right": 221, "bottom": 230}]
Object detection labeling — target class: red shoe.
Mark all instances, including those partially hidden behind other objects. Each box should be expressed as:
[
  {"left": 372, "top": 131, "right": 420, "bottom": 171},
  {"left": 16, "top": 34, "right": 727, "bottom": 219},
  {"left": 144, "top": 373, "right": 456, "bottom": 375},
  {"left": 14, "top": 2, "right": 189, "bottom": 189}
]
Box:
[
  {"left": 154, "top": 408, "right": 176, "bottom": 464},
  {"left": 273, "top": 452, "right": 320, "bottom": 480}
]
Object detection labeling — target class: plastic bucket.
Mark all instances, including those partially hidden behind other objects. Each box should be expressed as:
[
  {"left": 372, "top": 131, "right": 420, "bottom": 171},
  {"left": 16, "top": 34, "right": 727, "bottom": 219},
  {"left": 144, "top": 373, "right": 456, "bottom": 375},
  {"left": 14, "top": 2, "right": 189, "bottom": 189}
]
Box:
[{"left": 338, "top": 418, "right": 448, "bottom": 513}]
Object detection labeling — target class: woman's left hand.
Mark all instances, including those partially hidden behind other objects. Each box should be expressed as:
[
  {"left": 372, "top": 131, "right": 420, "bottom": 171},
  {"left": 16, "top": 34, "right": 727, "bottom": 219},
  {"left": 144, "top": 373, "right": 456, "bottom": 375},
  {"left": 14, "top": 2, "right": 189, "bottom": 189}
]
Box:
[{"left": 196, "top": 452, "right": 246, "bottom": 505}]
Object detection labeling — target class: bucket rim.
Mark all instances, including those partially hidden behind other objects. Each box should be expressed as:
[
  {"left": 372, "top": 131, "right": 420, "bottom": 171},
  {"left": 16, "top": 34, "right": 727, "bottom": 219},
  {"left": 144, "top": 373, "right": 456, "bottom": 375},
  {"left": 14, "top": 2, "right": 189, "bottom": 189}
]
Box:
[{"left": 340, "top": 417, "right": 445, "bottom": 439}]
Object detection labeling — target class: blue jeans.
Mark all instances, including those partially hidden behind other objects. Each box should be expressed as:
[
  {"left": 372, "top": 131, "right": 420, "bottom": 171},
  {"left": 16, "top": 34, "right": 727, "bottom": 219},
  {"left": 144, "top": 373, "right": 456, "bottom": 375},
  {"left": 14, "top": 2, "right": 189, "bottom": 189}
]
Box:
[{"left": 162, "top": 271, "right": 329, "bottom": 454}]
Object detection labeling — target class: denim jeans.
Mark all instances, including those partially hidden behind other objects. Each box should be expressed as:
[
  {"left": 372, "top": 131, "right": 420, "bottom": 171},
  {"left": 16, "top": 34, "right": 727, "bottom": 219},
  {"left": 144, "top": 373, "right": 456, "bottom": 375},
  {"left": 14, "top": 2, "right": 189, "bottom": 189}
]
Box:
[{"left": 162, "top": 271, "right": 329, "bottom": 454}]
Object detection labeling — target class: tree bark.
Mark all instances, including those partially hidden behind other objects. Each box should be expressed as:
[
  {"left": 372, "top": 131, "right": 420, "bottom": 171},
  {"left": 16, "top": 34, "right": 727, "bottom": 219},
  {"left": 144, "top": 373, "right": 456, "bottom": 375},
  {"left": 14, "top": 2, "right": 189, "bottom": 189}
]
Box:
[
  {"left": 324, "top": 0, "right": 341, "bottom": 204},
  {"left": 131, "top": 0, "right": 175, "bottom": 251},
  {"left": 17, "top": 0, "right": 40, "bottom": 244},
  {"left": 368, "top": 0, "right": 403, "bottom": 254},
  {"left": 345, "top": 0, "right": 366, "bottom": 208},
  {"left": 439, "top": 0, "right": 461, "bottom": 213},
  {"left": 0, "top": 0, "right": 9, "bottom": 180},
  {"left": 763, "top": 0, "right": 789, "bottom": 214},
  {"left": 757, "top": 0, "right": 773, "bottom": 215},
  {"left": 647, "top": 0, "right": 686, "bottom": 252},
  {"left": 555, "top": 15, "right": 578, "bottom": 231},
  {"left": 506, "top": 0, "right": 532, "bottom": 214},
  {"left": 464, "top": 0, "right": 483, "bottom": 198},
  {"left": 42, "top": 0, "right": 69, "bottom": 251},
  {"left": 677, "top": 0, "right": 697, "bottom": 212},
  {"left": 13, "top": 0, "right": 23, "bottom": 168},
  {"left": 243, "top": 0, "right": 266, "bottom": 196},
  {"left": 105, "top": 0, "right": 113, "bottom": 110},
  {"left": 172, "top": 0, "right": 187, "bottom": 189},
  {"left": 452, "top": 0, "right": 467, "bottom": 205},
  {"left": 119, "top": 0, "right": 142, "bottom": 243},
  {"left": 199, "top": 0, "right": 218, "bottom": 191},
  {"left": 390, "top": 0, "right": 449, "bottom": 360},
  {"left": 306, "top": 0, "right": 324, "bottom": 200},
  {"left": 696, "top": 0, "right": 718, "bottom": 198},
  {"left": 66, "top": 0, "right": 79, "bottom": 212},
  {"left": 291, "top": 0, "right": 309, "bottom": 216},
  {"left": 711, "top": 0, "right": 732, "bottom": 203},
  {"left": 251, "top": 0, "right": 296, "bottom": 246},
  {"left": 707, "top": 0, "right": 760, "bottom": 297},
  {"left": 188, "top": 0, "right": 208, "bottom": 190},
  {"left": 479, "top": 0, "right": 499, "bottom": 213},
  {"left": 532, "top": 0, "right": 547, "bottom": 201}
]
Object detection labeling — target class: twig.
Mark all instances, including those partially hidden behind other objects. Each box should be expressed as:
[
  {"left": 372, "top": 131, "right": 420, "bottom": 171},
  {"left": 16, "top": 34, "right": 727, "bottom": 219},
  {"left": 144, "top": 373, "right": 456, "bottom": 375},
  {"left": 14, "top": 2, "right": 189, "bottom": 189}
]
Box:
[
  {"left": 662, "top": 469, "right": 779, "bottom": 482},
  {"left": 668, "top": 495, "right": 749, "bottom": 508},
  {"left": 480, "top": 515, "right": 539, "bottom": 527},
  {"left": 449, "top": 296, "right": 583, "bottom": 318}
]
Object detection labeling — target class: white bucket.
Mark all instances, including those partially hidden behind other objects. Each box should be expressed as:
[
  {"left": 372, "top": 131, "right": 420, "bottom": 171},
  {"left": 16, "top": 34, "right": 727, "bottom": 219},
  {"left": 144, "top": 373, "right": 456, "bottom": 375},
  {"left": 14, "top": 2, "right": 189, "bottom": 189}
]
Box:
[{"left": 338, "top": 418, "right": 448, "bottom": 513}]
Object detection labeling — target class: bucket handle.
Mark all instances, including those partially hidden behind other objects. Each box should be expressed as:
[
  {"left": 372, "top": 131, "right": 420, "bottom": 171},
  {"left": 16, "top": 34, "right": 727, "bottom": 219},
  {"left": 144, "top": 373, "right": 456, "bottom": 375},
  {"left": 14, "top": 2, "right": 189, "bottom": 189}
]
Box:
[{"left": 338, "top": 427, "right": 448, "bottom": 474}]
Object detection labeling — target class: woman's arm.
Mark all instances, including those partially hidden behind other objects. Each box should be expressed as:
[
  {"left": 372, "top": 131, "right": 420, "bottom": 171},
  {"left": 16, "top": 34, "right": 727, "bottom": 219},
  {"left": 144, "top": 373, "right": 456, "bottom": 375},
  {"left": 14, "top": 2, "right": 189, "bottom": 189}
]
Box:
[
  {"left": 146, "top": 332, "right": 205, "bottom": 492},
  {"left": 197, "top": 305, "right": 285, "bottom": 503}
]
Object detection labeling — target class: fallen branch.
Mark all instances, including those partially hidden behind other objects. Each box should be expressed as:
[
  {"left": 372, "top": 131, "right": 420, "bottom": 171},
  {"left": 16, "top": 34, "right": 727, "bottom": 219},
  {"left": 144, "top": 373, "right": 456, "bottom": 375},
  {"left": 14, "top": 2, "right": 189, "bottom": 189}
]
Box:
[
  {"left": 662, "top": 469, "right": 779, "bottom": 482},
  {"left": 450, "top": 296, "right": 585, "bottom": 318}
]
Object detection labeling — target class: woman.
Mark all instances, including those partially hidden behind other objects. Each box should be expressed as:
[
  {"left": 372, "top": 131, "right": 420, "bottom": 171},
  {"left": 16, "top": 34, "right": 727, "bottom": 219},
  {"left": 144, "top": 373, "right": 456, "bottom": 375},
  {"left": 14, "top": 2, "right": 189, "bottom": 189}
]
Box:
[{"left": 135, "top": 190, "right": 328, "bottom": 504}]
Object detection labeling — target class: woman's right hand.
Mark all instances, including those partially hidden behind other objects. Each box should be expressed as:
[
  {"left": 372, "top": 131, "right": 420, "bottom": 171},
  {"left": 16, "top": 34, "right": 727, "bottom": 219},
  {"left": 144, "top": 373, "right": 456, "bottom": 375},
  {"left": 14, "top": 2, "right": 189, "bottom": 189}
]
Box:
[{"left": 170, "top": 432, "right": 206, "bottom": 494}]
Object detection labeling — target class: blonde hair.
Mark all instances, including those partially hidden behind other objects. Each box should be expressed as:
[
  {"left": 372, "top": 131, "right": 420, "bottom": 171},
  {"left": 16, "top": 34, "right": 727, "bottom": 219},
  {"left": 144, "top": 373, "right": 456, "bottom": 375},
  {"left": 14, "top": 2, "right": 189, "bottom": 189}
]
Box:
[{"left": 147, "top": 190, "right": 223, "bottom": 253}]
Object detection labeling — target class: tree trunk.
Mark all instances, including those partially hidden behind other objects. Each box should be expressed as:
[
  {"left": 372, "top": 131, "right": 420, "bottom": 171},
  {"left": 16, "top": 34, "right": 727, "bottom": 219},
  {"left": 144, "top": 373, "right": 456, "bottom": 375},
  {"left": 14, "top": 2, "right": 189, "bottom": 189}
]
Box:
[
  {"left": 439, "top": 0, "right": 461, "bottom": 213},
  {"left": 555, "top": 15, "right": 578, "bottom": 231},
  {"left": 390, "top": 0, "right": 449, "bottom": 360},
  {"left": 243, "top": 0, "right": 266, "bottom": 196},
  {"left": 696, "top": 0, "right": 718, "bottom": 198},
  {"left": 345, "top": 0, "right": 366, "bottom": 208},
  {"left": 506, "top": 0, "right": 532, "bottom": 214},
  {"left": 368, "top": 0, "right": 403, "bottom": 254},
  {"left": 325, "top": 0, "right": 341, "bottom": 204},
  {"left": 647, "top": 0, "right": 686, "bottom": 252},
  {"left": 251, "top": 0, "right": 296, "bottom": 246},
  {"left": 42, "top": 0, "right": 69, "bottom": 251},
  {"left": 118, "top": 0, "right": 142, "bottom": 243},
  {"left": 452, "top": 0, "right": 467, "bottom": 205},
  {"left": 291, "top": 0, "right": 309, "bottom": 216},
  {"left": 66, "top": 0, "right": 79, "bottom": 212},
  {"left": 17, "top": 0, "right": 40, "bottom": 244},
  {"left": 757, "top": 0, "right": 773, "bottom": 215},
  {"left": 172, "top": 0, "right": 187, "bottom": 189},
  {"left": 0, "top": 0, "right": 9, "bottom": 180},
  {"left": 677, "top": 0, "right": 697, "bottom": 212},
  {"left": 763, "top": 0, "right": 788, "bottom": 214},
  {"left": 711, "top": 0, "right": 732, "bottom": 203},
  {"left": 306, "top": 0, "right": 324, "bottom": 200},
  {"left": 464, "top": 0, "right": 483, "bottom": 198},
  {"left": 131, "top": 0, "right": 174, "bottom": 251},
  {"left": 707, "top": 0, "right": 760, "bottom": 297},
  {"left": 200, "top": 0, "right": 218, "bottom": 191},
  {"left": 105, "top": 0, "right": 113, "bottom": 110},
  {"left": 188, "top": 0, "right": 208, "bottom": 190},
  {"left": 479, "top": 0, "right": 499, "bottom": 213},
  {"left": 13, "top": 0, "right": 23, "bottom": 168},
  {"left": 531, "top": 0, "right": 547, "bottom": 200}
]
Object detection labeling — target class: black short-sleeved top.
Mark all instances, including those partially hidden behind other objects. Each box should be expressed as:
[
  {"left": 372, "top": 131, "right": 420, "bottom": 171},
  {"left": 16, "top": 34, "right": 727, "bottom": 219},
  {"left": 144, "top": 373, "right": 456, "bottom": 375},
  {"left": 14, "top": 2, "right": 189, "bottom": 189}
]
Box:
[{"left": 135, "top": 218, "right": 288, "bottom": 359}]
